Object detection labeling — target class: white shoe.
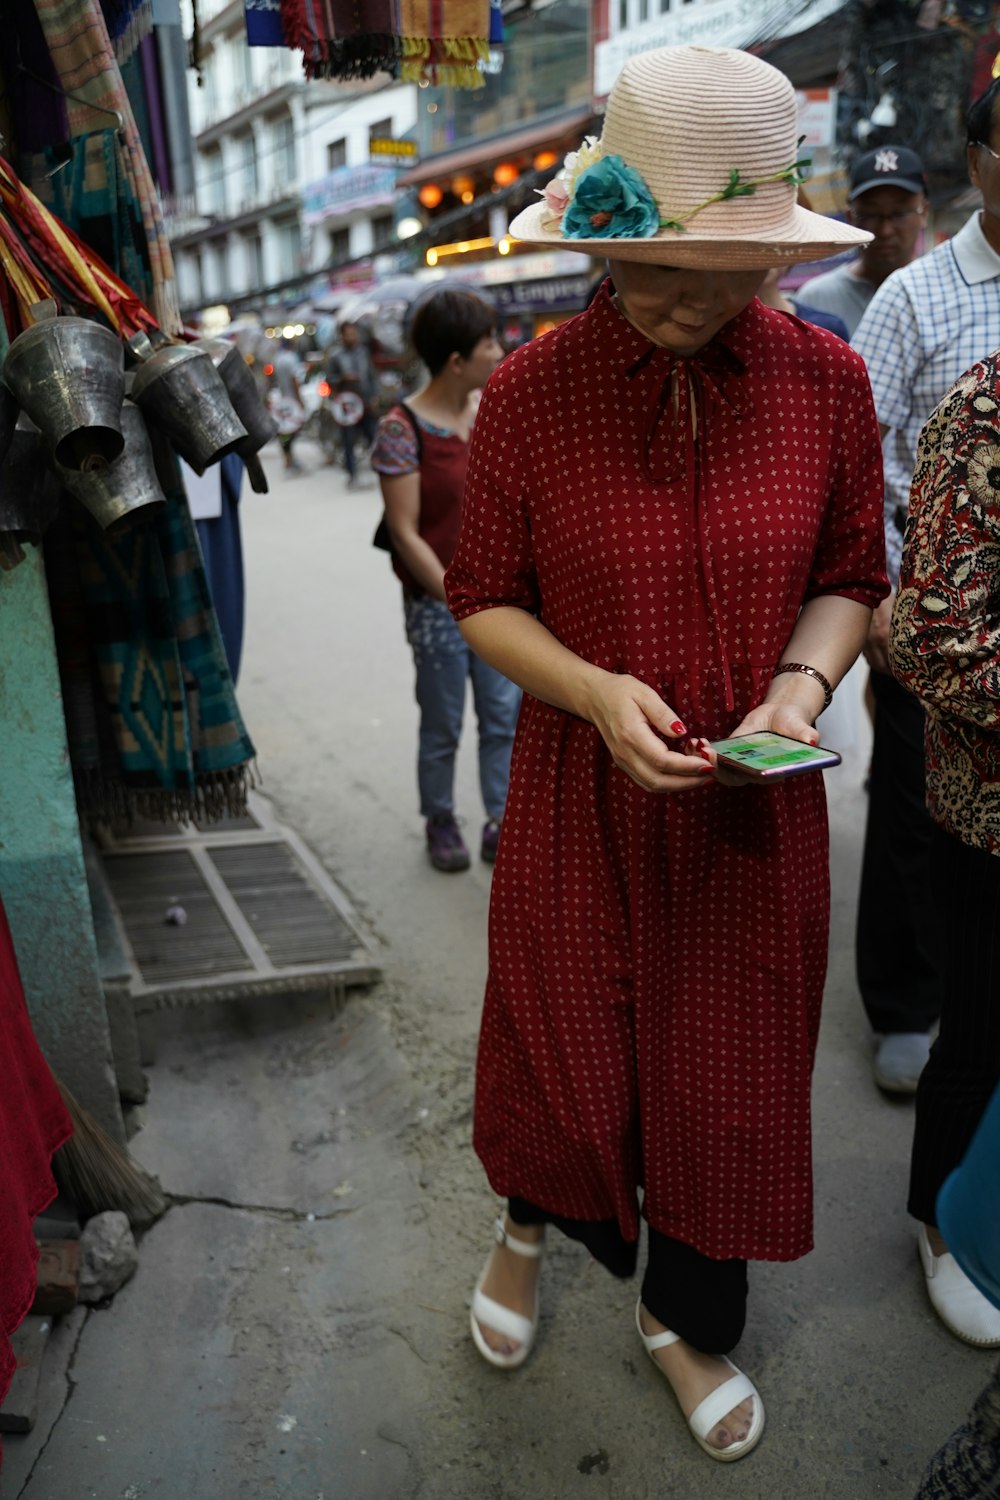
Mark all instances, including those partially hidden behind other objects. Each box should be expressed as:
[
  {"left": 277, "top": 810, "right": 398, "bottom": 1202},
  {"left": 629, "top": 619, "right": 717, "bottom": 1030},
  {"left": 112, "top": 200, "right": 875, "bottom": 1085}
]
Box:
[
  {"left": 469, "top": 1216, "right": 544, "bottom": 1369},
  {"left": 918, "top": 1225, "right": 1000, "bottom": 1347},
  {"left": 635, "top": 1300, "right": 765, "bottom": 1462}
]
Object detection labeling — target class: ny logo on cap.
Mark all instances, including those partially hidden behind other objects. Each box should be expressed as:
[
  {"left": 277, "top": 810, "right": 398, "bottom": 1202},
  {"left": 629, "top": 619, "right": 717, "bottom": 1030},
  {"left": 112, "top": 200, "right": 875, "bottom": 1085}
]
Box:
[{"left": 874, "top": 149, "right": 900, "bottom": 174}]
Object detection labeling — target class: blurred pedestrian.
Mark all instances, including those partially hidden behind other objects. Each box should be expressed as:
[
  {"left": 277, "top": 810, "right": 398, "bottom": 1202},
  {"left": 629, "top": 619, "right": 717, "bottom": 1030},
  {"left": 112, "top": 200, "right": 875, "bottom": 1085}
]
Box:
[
  {"left": 852, "top": 92, "right": 1000, "bottom": 1095},
  {"left": 326, "top": 321, "right": 378, "bottom": 485},
  {"left": 270, "top": 338, "right": 306, "bottom": 474},
  {"left": 370, "top": 289, "right": 519, "bottom": 873},
  {"left": 757, "top": 266, "right": 849, "bottom": 339},
  {"left": 912, "top": 1088, "right": 1000, "bottom": 1498},
  {"left": 800, "top": 145, "right": 928, "bottom": 338},
  {"left": 447, "top": 45, "right": 886, "bottom": 1462},
  {"left": 889, "top": 349, "right": 1000, "bottom": 1348}
]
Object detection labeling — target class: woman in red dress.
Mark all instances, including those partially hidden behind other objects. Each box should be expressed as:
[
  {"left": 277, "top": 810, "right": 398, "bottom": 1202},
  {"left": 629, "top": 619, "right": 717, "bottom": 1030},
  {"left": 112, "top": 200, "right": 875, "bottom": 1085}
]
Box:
[{"left": 445, "top": 45, "right": 888, "bottom": 1462}]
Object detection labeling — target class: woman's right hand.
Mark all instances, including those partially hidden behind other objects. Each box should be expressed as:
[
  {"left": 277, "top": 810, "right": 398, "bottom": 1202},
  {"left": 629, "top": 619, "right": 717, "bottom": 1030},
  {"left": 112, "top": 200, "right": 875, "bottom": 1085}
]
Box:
[{"left": 583, "top": 673, "right": 713, "bottom": 794}]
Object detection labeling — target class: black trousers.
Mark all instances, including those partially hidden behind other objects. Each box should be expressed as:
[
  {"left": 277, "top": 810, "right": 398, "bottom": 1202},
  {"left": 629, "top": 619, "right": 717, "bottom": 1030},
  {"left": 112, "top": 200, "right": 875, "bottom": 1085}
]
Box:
[
  {"left": 856, "top": 670, "right": 942, "bottom": 1035},
  {"left": 508, "top": 1197, "right": 748, "bottom": 1354},
  {"left": 908, "top": 825, "right": 1000, "bottom": 1225}
]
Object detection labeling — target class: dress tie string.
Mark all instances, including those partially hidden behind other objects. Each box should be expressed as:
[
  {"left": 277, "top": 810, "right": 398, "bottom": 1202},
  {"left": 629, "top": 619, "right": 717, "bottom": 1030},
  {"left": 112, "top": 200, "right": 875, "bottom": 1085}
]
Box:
[{"left": 625, "top": 340, "right": 754, "bottom": 715}]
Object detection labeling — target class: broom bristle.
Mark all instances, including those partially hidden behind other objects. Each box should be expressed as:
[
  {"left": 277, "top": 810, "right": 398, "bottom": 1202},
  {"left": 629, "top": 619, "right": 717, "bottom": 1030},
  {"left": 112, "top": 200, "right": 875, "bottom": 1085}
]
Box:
[{"left": 53, "top": 1077, "right": 167, "bottom": 1228}]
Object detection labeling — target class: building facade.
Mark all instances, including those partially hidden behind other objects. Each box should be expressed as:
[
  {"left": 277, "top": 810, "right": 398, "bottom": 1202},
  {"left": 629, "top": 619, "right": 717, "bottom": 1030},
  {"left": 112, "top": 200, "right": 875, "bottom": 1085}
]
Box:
[{"left": 170, "top": 0, "right": 417, "bottom": 318}]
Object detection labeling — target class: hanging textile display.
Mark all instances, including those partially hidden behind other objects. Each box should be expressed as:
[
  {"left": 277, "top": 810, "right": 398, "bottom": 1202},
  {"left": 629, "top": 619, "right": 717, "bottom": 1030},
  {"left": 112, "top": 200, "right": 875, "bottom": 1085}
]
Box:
[
  {"left": 38, "top": 130, "right": 153, "bottom": 310},
  {"left": 0, "top": 897, "right": 73, "bottom": 1426},
  {"left": 98, "top": 0, "right": 153, "bottom": 63},
  {"left": 0, "top": 146, "right": 261, "bottom": 820},
  {"left": 264, "top": 0, "right": 500, "bottom": 87},
  {"left": 26, "top": 0, "right": 181, "bottom": 331},
  {"left": 44, "top": 439, "right": 257, "bottom": 823}
]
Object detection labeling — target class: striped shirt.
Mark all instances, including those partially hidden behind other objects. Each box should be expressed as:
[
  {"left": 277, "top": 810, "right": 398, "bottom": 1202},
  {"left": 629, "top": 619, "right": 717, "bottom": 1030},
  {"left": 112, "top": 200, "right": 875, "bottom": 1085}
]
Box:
[{"left": 851, "top": 212, "right": 1000, "bottom": 584}]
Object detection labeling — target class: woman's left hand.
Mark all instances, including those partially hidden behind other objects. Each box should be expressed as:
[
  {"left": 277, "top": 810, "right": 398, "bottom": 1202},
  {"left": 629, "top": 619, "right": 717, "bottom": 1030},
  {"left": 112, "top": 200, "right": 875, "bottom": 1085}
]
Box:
[{"left": 696, "top": 701, "right": 819, "bottom": 787}]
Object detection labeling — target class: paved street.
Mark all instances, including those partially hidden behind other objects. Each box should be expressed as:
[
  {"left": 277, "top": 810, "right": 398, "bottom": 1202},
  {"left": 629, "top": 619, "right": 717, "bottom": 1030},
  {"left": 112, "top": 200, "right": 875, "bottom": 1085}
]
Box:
[{"left": 2, "top": 436, "right": 993, "bottom": 1500}]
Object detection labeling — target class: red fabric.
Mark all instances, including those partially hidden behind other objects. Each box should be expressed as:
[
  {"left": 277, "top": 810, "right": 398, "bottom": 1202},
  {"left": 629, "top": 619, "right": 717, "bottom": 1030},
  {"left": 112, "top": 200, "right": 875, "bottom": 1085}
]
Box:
[
  {"left": 446, "top": 283, "right": 888, "bottom": 1262},
  {"left": 0, "top": 898, "right": 72, "bottom": 1418}
]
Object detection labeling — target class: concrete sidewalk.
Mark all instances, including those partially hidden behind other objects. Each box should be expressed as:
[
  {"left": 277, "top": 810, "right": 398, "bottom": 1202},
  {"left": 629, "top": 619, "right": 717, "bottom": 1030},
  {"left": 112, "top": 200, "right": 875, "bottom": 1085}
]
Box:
[{"left": 2, "top": 443, "right": 990, "bottom": 1499}]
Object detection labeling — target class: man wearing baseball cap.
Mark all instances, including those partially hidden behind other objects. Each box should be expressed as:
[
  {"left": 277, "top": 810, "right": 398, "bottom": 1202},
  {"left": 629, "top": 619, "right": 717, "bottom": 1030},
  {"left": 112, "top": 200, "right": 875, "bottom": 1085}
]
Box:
[{"left": 802, "top": 144, "right": 928, "bottom": 337}]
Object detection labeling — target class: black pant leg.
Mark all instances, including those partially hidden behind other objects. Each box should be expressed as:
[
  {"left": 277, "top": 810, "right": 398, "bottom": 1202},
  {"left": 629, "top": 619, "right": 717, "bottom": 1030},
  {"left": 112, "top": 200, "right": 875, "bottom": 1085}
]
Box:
[
  {"left": 856, "top": 670, "right": 942, "bottom": 1034},
  {"left": 507, "top": 1198, "right": 639, "bottom": 1278},
  {"left": 641, "top": 1229, "right": 748, "bottom": 1355},
  {"left": 908, "top": 827, "right": 1000, "bottom": 1225}
]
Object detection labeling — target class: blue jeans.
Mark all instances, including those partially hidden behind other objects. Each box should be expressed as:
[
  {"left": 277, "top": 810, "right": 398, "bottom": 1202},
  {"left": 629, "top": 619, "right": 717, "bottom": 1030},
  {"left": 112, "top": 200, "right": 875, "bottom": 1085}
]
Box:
[
  {"left": 403, "top": 595, "right": 520, "bottom": 820},
  {"left": 341, "top": 412, "right": 377, "bottom": 479}
]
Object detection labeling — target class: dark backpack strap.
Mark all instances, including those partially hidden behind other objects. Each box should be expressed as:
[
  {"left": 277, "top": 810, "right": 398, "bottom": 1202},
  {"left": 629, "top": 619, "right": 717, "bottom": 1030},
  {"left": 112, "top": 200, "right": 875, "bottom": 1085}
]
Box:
[
  {"left": 372, "top": 404, "right": 421, "bottom": 554},
  {"left": 397, "top": 401, "right": 423, "bottom": 461}
]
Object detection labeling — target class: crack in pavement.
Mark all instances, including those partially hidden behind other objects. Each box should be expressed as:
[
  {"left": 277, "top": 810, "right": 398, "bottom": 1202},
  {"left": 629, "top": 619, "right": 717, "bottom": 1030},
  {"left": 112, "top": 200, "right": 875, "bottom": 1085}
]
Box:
[
  {"left": 14, "top": 1311, "right": 90, "bottom": 1500},
  {"left": 385, "top": 1325, "right": 432, "bottom": 1366},
  {"left": 164, "top": 1192, "right": 359, "bottom": 1223}
]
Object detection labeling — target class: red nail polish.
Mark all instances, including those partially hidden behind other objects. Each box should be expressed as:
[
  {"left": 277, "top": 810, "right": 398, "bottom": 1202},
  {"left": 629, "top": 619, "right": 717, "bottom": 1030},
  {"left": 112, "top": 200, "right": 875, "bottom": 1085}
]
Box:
[
  {"left": 670, "top": 720, "right": 686, "bottom": 736},
  {"left": 699, "top": 748, "right": 712, "bottom": 761}
]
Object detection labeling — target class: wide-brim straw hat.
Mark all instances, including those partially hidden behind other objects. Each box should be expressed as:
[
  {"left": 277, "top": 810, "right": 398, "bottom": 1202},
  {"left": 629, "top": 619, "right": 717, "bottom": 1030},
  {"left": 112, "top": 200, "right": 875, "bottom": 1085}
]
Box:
[{"left": 509, "top": 46, "right": 872, "bottom": 270}]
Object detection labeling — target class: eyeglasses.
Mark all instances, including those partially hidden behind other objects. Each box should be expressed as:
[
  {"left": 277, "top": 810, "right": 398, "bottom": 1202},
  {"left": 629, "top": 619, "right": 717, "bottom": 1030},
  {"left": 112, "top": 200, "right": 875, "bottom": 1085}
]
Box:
[
  {"left": 974, "top": 141, "right": 1000, "bottom": 161},
  {"left": 853, "top": 208, "right": 926, "bottom": 229}
]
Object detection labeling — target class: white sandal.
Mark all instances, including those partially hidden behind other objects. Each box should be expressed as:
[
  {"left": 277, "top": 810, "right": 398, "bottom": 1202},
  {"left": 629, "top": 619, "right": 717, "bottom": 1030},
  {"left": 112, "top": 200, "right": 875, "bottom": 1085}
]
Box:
[
  {"left": 635, "top": 1300, "right": 765, "bottom": 1462},
  {"left": 470, "top": 1216, "right": 545, "bottom": 1370}
]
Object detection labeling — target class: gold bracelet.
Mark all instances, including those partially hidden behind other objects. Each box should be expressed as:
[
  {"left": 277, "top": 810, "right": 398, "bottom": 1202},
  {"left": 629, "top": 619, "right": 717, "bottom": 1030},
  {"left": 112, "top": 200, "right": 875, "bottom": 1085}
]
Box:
[{"left": 773, "top": 661, "right": 833, "bottom": 712}]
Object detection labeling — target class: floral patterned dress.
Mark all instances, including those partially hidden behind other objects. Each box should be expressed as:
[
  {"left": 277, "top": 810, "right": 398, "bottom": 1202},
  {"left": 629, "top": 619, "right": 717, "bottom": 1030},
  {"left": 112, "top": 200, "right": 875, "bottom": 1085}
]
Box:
[
  {"left": 890, "top": 353, "right": 1000, "bottom": 856},
  {"left": 446, "top": 283, "right": 887, "bottom": 1261}
]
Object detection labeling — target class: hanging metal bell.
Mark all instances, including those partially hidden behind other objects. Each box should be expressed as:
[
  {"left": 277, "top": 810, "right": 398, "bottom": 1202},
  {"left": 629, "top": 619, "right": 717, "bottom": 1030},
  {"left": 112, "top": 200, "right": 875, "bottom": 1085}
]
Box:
[
  {"left": 53, "top": 401, "right": 166, "bottom": 534},
  {"left": 129, "top": 343, "right": 247, "bottom": 475},
  {"left": 195, "top": 338, "right": 277, "bottom": 494},
  {"left": 2, "top": 306, "right": 125, "bottom": 469}
]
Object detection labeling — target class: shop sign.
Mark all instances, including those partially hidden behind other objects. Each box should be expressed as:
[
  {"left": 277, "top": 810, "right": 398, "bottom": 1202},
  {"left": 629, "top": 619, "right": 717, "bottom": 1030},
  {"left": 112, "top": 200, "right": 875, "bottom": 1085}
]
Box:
[
  {"left": 303, "top": 164, "right": 398, "bottom": 224},
  {"left": 594, "top": 0, "right": 845, "bottom": 98},
  {"left": 493, "top": 274, "right": 593, "bottom": 312},
  {"left": 796, "top": 88, "right": 837, "bottom": 150},
  {"left": 369, "top": 138, "right": 419, "bottom": 164}
]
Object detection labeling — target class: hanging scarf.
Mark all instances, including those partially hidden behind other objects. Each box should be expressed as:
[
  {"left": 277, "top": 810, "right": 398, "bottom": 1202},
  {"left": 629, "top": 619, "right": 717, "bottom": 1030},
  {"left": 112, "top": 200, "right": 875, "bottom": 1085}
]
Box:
[
  {"left": 45, "top": 436, "right": 256, "bottom": 822},
  {"left": 28, "top": 0, "right": 181, "bottom": 331}
]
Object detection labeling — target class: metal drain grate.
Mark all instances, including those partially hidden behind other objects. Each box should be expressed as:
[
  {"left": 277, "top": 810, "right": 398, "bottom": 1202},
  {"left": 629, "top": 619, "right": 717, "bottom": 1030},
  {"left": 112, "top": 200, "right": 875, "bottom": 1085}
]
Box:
[
  {"left": 208, "top": 843, "right": 361, "bottom": 967},
  {"left": 97, "top": 794, "right": 379, "bottom": 1010},
  {"left": 104, "top": 850, "right": 250, "bottom": 982}
]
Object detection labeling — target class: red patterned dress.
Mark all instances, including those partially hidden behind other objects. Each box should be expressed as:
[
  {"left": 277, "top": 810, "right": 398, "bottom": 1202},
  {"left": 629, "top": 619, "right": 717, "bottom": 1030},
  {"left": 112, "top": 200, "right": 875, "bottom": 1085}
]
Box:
[{"left": 446, "top": 282, "right": 887, "bottom": 1262}]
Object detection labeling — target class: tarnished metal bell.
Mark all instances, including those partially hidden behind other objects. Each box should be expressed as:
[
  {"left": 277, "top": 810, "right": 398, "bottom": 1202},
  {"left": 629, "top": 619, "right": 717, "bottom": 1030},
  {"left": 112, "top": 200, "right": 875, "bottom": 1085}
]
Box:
[
  {"left": 53, "top": 401, "right": 166, "bottom": 533},
  {"left": 2, "top": 306, "right": 125, "bottom": 469},
  {"left": 195, "top": 337, "right": 277, "bottom": 494},
  {"left": 130, "top": 343, "right": 247, "bottom": 475}
]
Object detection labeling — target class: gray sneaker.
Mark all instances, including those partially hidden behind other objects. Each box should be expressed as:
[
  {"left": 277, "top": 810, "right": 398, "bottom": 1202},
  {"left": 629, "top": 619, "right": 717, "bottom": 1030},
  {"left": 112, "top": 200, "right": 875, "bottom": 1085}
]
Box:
[{"left": 874, "top": 1032, "right": 932, "bottom": 1094}]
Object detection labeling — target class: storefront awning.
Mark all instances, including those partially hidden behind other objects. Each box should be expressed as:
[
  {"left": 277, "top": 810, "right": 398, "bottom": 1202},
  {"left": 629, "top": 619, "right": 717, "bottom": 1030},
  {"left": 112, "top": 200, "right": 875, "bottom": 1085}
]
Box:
[{"left": 396, "top": 104, "right": 596, "bottom": 188}]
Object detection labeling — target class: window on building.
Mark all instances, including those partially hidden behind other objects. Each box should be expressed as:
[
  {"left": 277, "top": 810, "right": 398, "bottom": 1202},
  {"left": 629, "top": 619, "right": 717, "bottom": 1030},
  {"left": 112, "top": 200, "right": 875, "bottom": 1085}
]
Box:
[
  {"left": 618, "top": 0, "right": 627, "bottom": 28},
  {"left": 369, "top": 117, "right": 393, "bottom": 142},
  {"left": 328, "top": 226, "right": 351, "bottom": 264},
  {"left": 203, "top": 243, "right": 223, "bottom": 300},
  {"left": 203, "top": 148, "right": 225, "bottom": 216},
  {"left": 638, "top": 0, "right": 648, "bottom": 19},
  {"left": 327, "top": 137, "right": 347, "bottom": 171},
  {"left": 271, "top": 116, "right": 296, "bottom": 187},
  {"left": 371, "top": 214, "right": 393, "bottom": 249},
  {"left": 238, "top": 135, "right": 258, "bottom": 204},
  {"left": 275, "top": 218, "right": 302, "bottom": 280},
  {"left": 659, "top": 0, "right": 670, "bottom": 12},
  {"left": 245, "top": 233, "right": 264, "bottom": 291}
]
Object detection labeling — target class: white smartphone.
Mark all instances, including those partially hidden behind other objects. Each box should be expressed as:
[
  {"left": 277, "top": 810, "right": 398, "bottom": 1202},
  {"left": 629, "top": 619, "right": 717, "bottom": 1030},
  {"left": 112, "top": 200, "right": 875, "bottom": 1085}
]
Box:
[{"left": 706, "top": 730, "right": 841, "bottom": 781}]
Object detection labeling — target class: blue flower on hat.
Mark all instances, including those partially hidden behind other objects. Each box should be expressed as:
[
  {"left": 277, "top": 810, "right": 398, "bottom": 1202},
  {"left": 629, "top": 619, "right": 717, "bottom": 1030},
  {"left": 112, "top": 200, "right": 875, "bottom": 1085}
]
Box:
[{"left": 562, "top": 155, "right": 660, "bottom": 240}]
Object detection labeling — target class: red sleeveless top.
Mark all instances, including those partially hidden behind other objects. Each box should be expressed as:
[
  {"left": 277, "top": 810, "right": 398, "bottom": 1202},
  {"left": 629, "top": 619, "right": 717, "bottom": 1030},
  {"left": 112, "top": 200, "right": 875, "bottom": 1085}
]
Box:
[{"left": 371, "top": 404, "right": 471, "bottom": 593}]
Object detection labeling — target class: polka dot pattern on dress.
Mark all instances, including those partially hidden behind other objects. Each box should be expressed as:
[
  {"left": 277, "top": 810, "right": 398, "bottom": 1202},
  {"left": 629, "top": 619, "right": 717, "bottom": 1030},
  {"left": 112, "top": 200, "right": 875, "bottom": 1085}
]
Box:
[{"left": 445, "top": 280, "right": 887, "bottom": 1262}]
